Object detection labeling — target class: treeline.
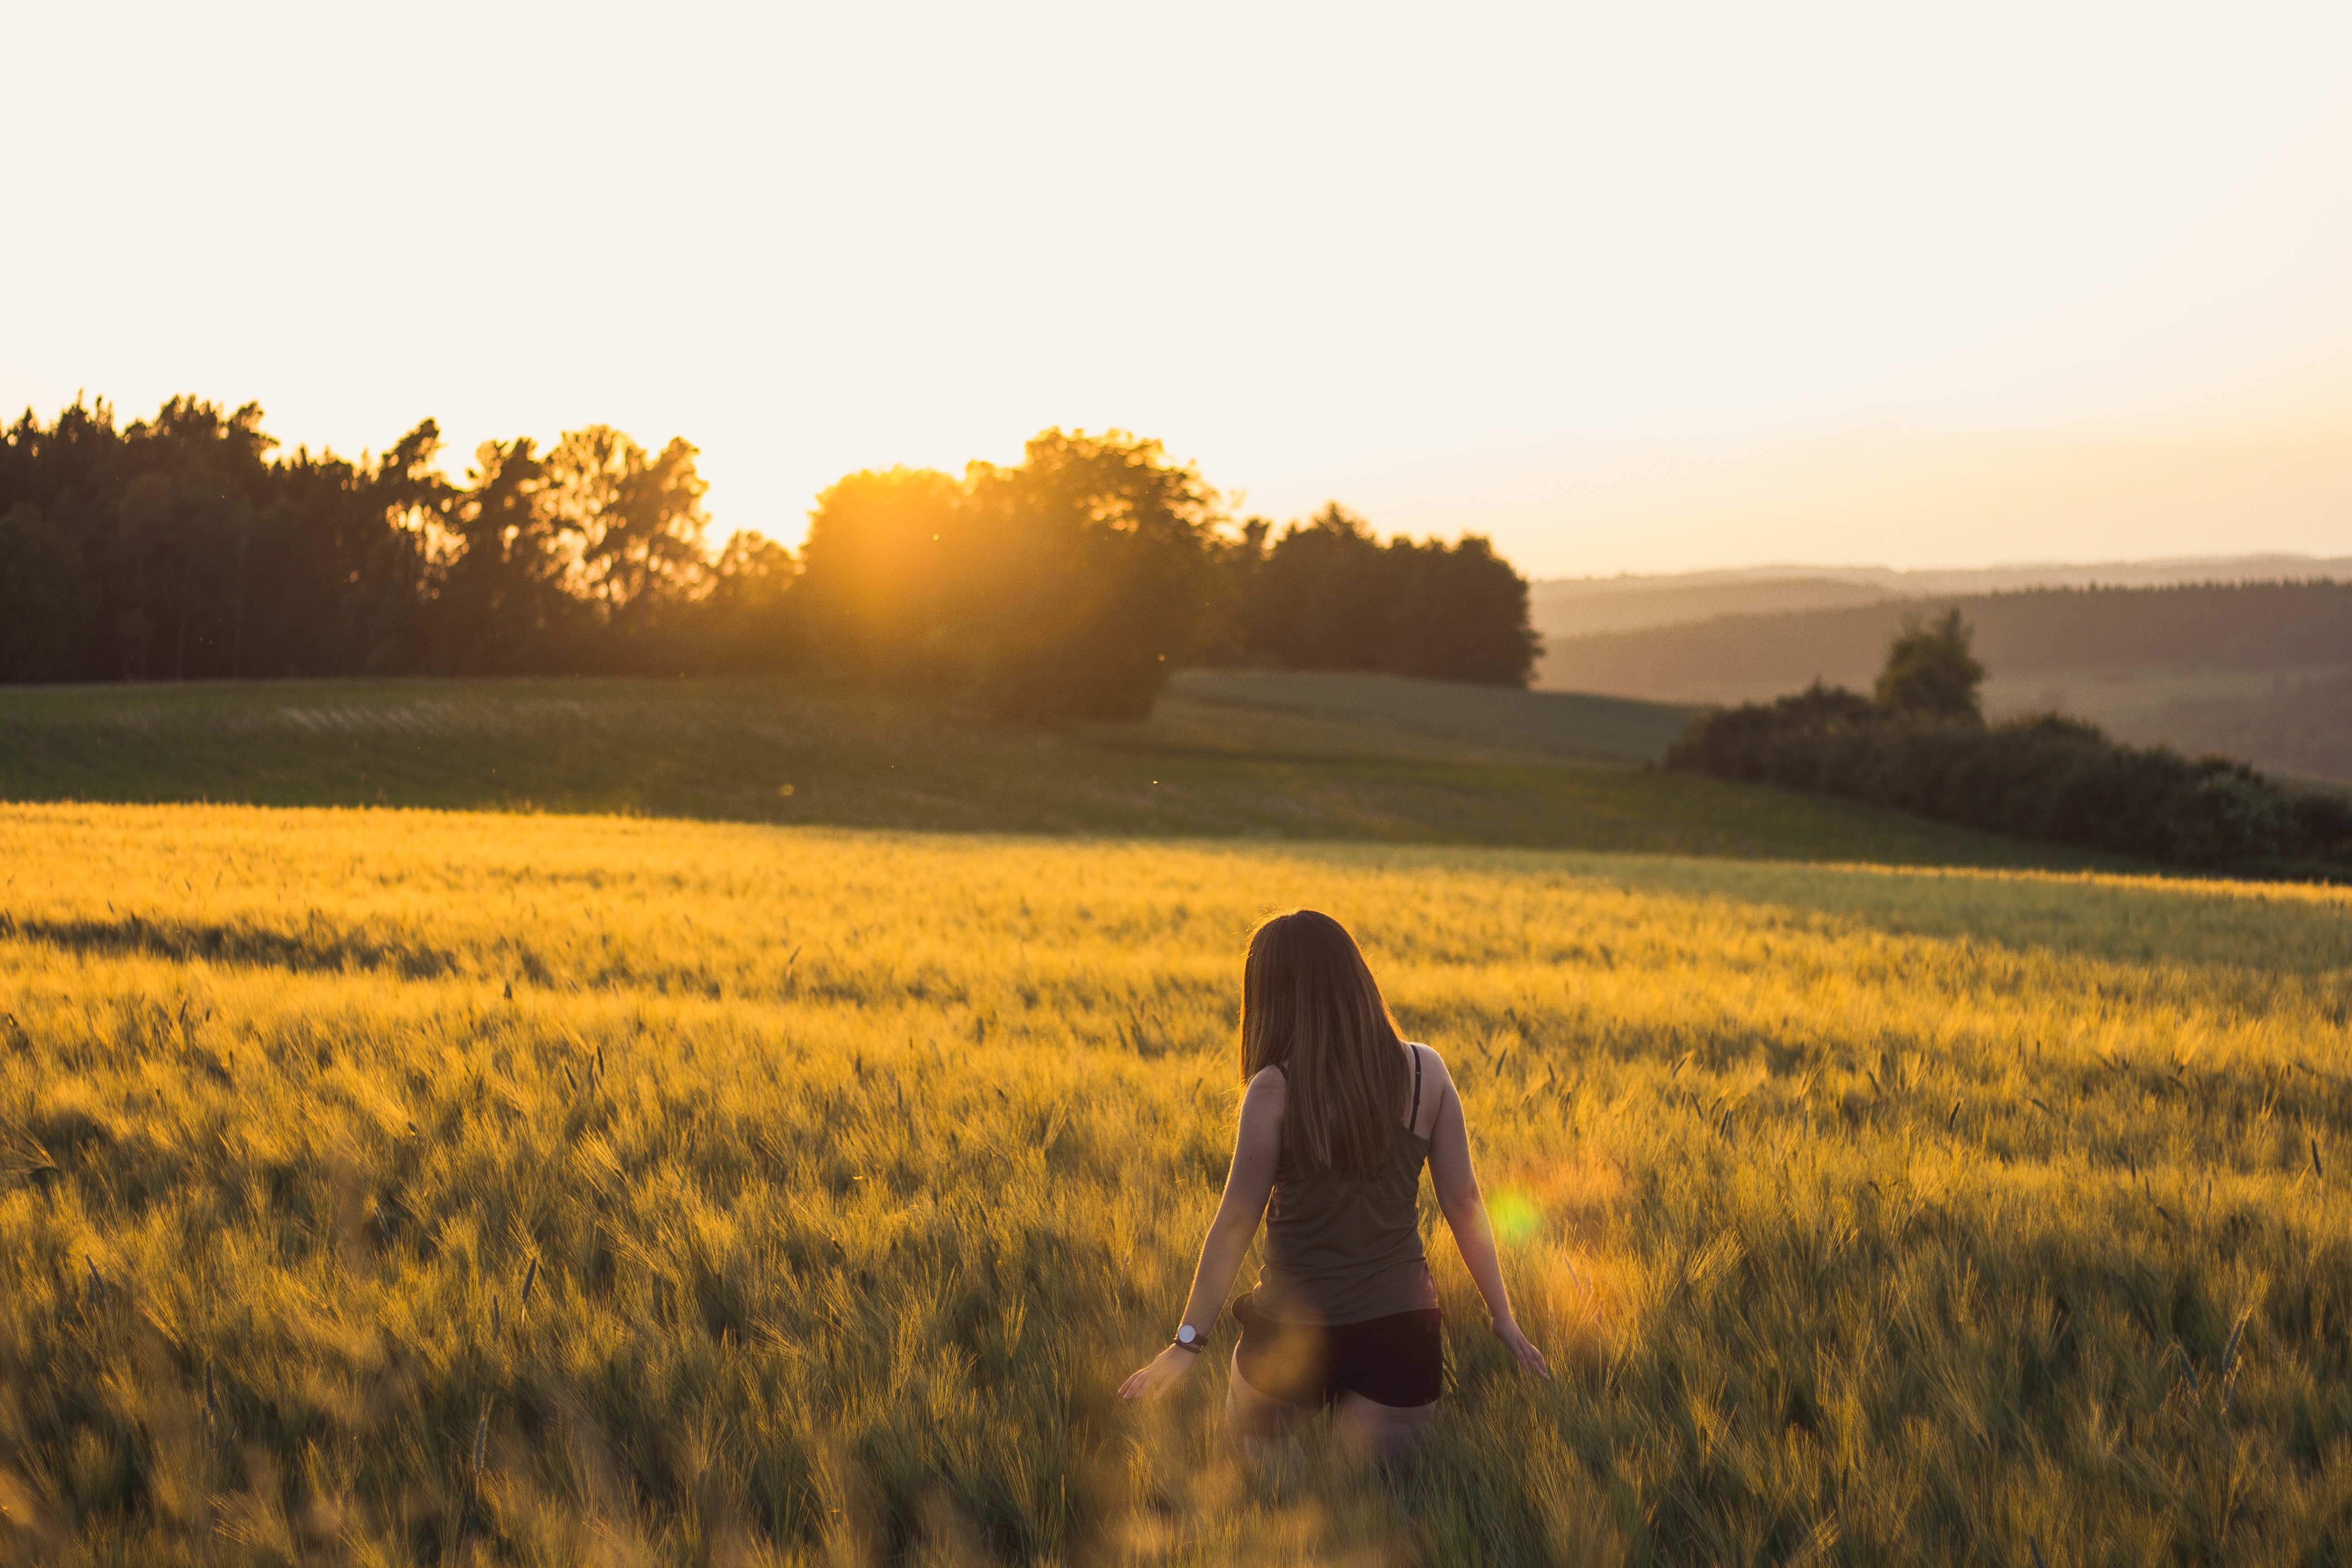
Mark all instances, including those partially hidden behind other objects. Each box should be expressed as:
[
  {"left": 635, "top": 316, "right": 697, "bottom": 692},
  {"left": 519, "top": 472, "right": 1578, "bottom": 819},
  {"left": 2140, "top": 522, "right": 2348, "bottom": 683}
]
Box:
[
  {"left": 0, "top": 397, "right": 791, "bottom": 683},
  {"left": 0, "top": 397, "right": 1536, "bottom": 719},
  {"left": 1668, "top": 612, "right": 2352, "bottom": 876},
  {"left": 1548, "top": 580, "right": 2352, "bottom": 704}
]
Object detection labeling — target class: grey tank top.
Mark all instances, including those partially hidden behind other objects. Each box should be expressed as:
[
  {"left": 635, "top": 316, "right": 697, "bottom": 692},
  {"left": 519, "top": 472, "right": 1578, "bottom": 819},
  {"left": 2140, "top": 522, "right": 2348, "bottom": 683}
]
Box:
[{"left": 1252, "top": 1043, "right": 1439, "bottom": 1325}]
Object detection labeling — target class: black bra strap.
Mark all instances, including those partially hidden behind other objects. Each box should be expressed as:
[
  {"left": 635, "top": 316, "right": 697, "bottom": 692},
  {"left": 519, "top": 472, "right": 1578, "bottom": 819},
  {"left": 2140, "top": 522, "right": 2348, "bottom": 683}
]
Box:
[{"left": 1409, "top": 1044, "right": 1423, "bottom": 1127}]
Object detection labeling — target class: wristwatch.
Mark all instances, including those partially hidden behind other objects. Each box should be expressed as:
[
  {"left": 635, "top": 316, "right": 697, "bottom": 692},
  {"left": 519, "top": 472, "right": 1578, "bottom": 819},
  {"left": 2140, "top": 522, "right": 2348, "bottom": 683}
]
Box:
[{"left": 1171, "top": 1324, "right": 1204, "bottom": 1353}]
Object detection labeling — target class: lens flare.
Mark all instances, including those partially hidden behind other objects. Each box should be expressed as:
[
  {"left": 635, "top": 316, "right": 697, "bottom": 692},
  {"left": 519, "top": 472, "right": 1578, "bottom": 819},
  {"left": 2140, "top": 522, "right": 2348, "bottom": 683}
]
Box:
[{"left": 1490, "top": 1186, "right": 1542, "bottom": 1246}]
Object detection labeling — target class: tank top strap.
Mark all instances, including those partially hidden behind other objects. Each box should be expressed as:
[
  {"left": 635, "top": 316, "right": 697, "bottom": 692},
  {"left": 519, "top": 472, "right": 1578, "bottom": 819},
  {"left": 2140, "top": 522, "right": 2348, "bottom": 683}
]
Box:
[{"left": 1409, "top": 1043, "right": 1423, "bottom": 1127}]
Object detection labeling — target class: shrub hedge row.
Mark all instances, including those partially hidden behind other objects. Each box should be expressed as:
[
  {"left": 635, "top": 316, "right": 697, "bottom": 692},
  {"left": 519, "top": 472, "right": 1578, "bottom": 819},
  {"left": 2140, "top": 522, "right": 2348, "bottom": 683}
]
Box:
[{"left": 1667, "top": 684, "right": 2352, "bottom": 875}]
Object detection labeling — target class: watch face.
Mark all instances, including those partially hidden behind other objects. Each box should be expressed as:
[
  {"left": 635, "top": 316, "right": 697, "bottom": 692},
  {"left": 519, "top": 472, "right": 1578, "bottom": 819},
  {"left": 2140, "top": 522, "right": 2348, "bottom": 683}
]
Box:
[{"left": 1177, "top": 1325, "right": 1197, "bottom": 1344}]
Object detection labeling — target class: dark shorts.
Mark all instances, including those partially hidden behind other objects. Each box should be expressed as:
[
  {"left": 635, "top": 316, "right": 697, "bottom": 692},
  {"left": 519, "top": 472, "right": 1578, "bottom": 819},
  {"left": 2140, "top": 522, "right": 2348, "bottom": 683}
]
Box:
[{"left": 1231, "top": 1291, "right": 1444, "bottom": 1409}]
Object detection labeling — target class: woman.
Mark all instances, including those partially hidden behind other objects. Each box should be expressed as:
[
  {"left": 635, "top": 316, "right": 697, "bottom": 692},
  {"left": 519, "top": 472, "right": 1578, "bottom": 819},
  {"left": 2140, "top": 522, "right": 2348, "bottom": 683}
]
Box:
[{"left": 1119, "top": 909, "right": 1548, "bottom": 1465}]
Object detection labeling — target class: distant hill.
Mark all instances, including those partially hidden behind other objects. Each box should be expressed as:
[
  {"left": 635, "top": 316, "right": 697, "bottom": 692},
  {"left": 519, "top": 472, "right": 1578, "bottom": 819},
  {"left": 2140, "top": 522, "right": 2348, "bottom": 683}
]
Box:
[
  {"left": 1530, "top": 554, "right": 2352, "bottom": 641},
  {"left": 1538, "top": 580, "right": 2352, "bottom": 784},
  {"left": 1529, "top": 575, "right": 1899, "bottom": 637}
]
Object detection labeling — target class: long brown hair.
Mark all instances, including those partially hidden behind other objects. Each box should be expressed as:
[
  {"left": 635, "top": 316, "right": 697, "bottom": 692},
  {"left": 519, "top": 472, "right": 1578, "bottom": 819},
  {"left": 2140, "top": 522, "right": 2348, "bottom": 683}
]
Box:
[{"left": 1241, "top": 910, "right": 1409, "bottom": 1175}]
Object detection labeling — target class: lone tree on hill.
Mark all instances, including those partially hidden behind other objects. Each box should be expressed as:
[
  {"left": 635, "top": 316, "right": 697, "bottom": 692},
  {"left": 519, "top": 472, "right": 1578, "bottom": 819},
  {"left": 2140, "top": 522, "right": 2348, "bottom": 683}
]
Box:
[{"left": 1875, "top": 608, "right": 1985, "bottom": 722}]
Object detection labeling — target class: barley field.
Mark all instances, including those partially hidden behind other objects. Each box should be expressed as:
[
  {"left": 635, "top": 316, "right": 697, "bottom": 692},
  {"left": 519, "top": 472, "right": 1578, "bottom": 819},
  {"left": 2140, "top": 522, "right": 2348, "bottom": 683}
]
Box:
[{"left": 2, "top": 802, "right": 2348, "bottom": 1565}]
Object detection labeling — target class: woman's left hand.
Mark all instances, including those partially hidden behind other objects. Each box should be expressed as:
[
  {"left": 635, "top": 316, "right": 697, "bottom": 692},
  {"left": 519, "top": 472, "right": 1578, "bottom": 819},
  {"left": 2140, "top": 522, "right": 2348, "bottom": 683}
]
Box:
[
  {"left": 1494, "top": 1315, "right": 1552, "bottom": 1379},
  {"left": 1119, "top": 1345, "right": 1201, "bottom": 1401}
]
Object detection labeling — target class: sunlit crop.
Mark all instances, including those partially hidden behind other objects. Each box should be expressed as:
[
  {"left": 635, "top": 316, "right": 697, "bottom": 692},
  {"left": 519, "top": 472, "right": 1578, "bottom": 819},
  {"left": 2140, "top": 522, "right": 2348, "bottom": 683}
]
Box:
[{"left": 2, "top": 802, "right": 2347, "bottom": 1563}]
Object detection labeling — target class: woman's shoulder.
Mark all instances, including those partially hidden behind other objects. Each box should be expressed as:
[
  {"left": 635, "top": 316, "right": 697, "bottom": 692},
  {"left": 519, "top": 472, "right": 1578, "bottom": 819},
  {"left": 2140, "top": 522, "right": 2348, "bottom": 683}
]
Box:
[
  {"left": 1238, "top": 1064, "right": 1289, "bottom": 1147},
  {"left": 1404, "top": 1041, "right": 1457, "bottom": 1127}
]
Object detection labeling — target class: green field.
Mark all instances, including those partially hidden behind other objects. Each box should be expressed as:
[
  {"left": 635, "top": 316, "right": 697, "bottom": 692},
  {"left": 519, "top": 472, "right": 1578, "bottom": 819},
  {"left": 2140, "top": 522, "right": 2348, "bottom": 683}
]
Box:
[
  {"left": 4, "top": 803, "right": 2351, "bottom": 1564},
  {"left": 0, "top": 674, "right": 2132, "bottom": 873},
  {"left": 1166, "top": 671, "right": 1697, "bottom": 764}
]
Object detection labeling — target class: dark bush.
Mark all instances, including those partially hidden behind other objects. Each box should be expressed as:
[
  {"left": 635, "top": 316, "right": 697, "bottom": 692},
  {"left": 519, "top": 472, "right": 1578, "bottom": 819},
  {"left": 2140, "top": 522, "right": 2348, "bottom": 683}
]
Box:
[{"left": 1668, "top": 690, "right": 2352, "bottom": 875}]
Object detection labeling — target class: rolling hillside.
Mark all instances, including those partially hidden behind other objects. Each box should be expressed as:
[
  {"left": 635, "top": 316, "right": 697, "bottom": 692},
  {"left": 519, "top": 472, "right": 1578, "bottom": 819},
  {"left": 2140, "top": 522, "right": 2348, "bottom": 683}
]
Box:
[
  {"left": 0, "top": 673, "right": 2128, "bottom": 872},
  {"left": 1529, "top": 554, "right": 2352, "bottom": 639},
  {"left": 1529, "top": 574, "right": 1900, "bottom": 637},
  {"left": 1538, "top": 580, "right": 2352, "bottom": 783}
]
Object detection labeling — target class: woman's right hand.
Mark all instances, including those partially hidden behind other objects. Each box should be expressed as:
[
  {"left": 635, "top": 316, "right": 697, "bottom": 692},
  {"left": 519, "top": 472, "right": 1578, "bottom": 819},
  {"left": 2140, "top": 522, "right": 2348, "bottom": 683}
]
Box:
[
  {"left": 1494, "top": 1316, "right": 1551, "bottom": 1378},
  {"left": 1119, "top": 1344, "right": 1202, "bottom": 1401}
]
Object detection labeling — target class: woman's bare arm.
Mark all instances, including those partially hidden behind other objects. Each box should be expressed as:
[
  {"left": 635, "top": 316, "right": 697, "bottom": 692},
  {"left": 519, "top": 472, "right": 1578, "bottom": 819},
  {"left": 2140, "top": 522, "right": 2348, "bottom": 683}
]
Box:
[
  {"left": 1425, "top": 1056, "right": 1550, "bottom": 1378},
  {"left": 1119, "top": 1066, "right": 1286, "bottom": 1400}
]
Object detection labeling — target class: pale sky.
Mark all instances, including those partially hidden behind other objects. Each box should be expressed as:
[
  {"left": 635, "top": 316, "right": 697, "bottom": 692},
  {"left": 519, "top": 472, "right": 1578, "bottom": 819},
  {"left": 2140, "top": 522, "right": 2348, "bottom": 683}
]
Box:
[{"left": 7, "top": 1, "right": 2350, "bottom": 576}]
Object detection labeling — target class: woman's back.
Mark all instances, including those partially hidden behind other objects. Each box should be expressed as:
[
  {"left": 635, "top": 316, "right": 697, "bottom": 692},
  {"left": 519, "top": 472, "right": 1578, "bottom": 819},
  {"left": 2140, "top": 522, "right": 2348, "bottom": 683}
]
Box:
[{"left": 1253, "top": 1043, "right": 1440, "bottom": 1324}]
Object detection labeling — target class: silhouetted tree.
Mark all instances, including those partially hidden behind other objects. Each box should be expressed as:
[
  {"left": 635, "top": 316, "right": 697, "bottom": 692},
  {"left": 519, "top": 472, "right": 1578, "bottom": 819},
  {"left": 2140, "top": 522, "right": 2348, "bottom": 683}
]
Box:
[
  {"left": 542, "top": 426, "right": 714, "bottom": 666},
  {"left": 961, "top": 429, "right": 1226, "bottom": 721},
  {"left": 793, "top": 433, "right": 1232, "bottom": 720},
  {"left": 436, "top": 436, "right": 576, "bottom": 673},
  {"left": 794, "top": 466, "right": 966, "bottom": 686},
  {"left": 1225, "top": 503, "right": 1539, "bottom": 685},
  {"left": 1876, "top": 608, "right": 1985, "bottom": 722},
  {"left": 1386, "top": 532, "right": 1540, "bottom": 684},
  {"left": 697, "top": 531, "right": 804, "bottom": 672},
  {"left": 1241, "top": 504, "right": 1392, "bottom": 670},
  {"left": 348, "top": 420, "right": 453, "bottom": 676},
  {"left": 0, "top": 504, "right": 96, "bottom": 680}
]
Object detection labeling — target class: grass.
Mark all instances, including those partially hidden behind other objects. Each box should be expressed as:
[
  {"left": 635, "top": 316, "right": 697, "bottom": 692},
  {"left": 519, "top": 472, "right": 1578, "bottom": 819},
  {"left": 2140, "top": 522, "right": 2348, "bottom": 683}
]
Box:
[
  {"left": 1165, "top": 670, "right": 1697, "bottom": 764},
  {"left": 0, "top": 675, "right": 2132, "bottom": 874},
  {"left": 4, "top": 802, "right": 2350, "bottom": 1563}
]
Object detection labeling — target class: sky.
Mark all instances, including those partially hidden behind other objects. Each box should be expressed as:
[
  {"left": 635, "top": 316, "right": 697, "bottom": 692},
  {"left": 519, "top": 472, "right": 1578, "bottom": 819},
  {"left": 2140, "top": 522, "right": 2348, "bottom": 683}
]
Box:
[{"left": 6, "top": 0, "right": 2350, "bottom": 578}]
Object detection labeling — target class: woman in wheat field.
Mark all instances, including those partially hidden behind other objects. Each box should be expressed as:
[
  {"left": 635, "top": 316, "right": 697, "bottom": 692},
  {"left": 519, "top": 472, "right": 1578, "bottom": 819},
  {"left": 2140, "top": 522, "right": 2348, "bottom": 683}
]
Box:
[{"left": 1119, "top": 909, "right": 1548, "bottom": 1465}]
